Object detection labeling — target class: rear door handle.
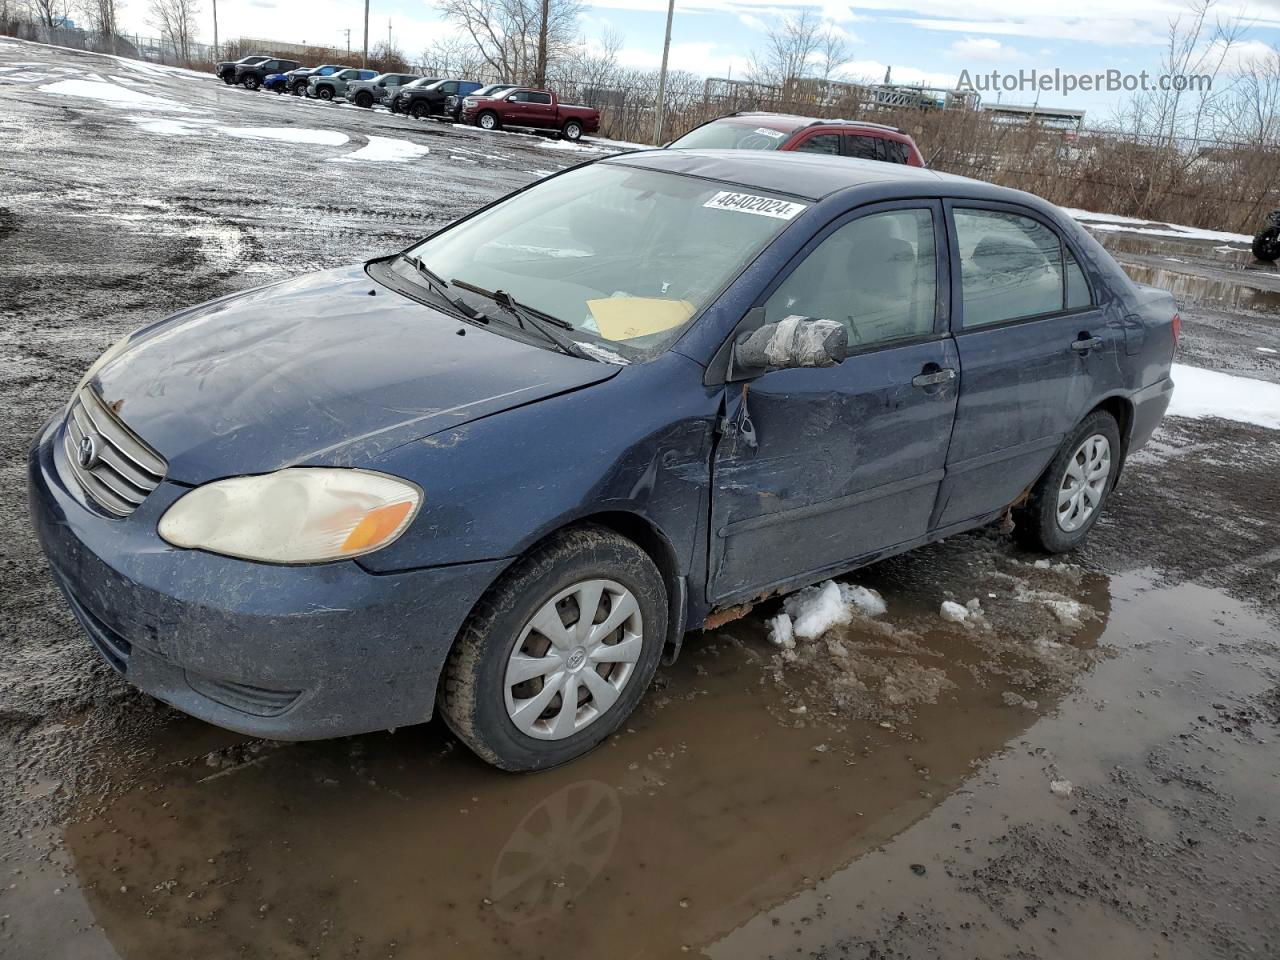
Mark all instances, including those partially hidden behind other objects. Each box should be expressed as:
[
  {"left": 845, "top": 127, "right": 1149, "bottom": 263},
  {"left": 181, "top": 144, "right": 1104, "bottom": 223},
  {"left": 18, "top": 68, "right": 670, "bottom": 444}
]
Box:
[
  {"left": 912, "top": 367, "right": 957, "bottom": 388},
  {"left": 1072, "top": 335, "right": 1103, "bottom": 354}
]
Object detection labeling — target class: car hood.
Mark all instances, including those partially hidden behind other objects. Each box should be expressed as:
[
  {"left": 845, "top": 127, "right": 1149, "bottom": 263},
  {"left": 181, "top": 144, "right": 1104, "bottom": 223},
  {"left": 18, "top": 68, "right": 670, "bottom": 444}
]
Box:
[{"left": 92, "top": 266, "right": 620, "bottom": 484}]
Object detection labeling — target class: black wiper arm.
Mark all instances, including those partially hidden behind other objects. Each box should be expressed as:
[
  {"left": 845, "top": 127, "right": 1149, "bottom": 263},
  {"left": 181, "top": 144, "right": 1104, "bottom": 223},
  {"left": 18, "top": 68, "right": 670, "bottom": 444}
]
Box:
[
  {"left": 450, "top": 279, "right": 594, "bottom": 360},
  {"left": 399, "top": 254, "right": 490, "bottom": 322}
]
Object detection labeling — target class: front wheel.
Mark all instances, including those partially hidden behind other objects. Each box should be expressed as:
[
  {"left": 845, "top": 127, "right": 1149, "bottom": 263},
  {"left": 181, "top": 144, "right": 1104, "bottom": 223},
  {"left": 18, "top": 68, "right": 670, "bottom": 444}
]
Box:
[
  {"left": 221, "top": 73, "right": 234, "bottom": 85},
  {"left": 317, "top": 86, "right": 334, "bottom": 101},
  {"left": 1254, "top": 225, "right": 1280, "bottom": 263},
  {"left": 245, "top": 76, "right": 260, "bottom": 91},
  {"left": 1015, "top": 410, "right": 1121, "bottom": 553},
  {"left": 562, "top": 119, "right": 583, "bottom": 141},
  {"left": 354, "top": 91, "right": 373, "bottom": 108},
  {"left": 411, "top": 101, "right": 430, "bottom": 120},
  {"left": 439, "top": 526, "right": 667, "bottom": 771},
  {"left": 477, "top": 110, "right": 499, "bottom": 130},
  {"left": 291, "top": 82, "right": 307, "bottom": 96}
]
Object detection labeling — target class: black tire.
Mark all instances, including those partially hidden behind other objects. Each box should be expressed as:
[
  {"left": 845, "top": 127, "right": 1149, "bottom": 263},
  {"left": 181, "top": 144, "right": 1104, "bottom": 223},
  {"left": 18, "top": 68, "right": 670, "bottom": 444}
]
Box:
[
  {"left": 477, "top": 110, "right": 500, "bottom": 131},
  {"left": 291, "top": 82, "right": 307, "bottom": 96},
  {"left": 562, "top": 119, "right": 583, "bottom": 141},
  {"left": 317, "top": 86, "right": 334, "bottom": 101},
  {"left": 411, "top": 101, "right": 430, "bottom": 120},
  {"left": 354, "top": 90, "right": 373, "bottom": 108},
  {"left": 245, "top": 76, "right": 260, "bottom": 91},
  {"left": 439, "top": 525, "right": 667, "bottom": 771},
  {"left": 221, "top": 73, "right": 234, "bottom": 85},
  {"left": 1253, "top": 226, "right": 1280, "bottom": 263},
  {"left": 1014, "top": 409, "right": 1122, "bottom": 553}
]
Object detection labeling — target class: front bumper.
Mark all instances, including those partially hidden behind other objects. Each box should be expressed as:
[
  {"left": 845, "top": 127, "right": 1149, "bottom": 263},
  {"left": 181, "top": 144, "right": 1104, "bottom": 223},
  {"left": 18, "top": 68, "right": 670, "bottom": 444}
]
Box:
[{"left": 27, "top": 415, "right": 510, "bottom": 740}]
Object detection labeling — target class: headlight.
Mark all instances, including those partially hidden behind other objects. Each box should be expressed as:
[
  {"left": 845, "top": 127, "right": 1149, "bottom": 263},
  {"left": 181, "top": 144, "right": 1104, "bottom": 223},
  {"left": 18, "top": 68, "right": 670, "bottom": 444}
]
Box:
[
  {"left": 462, "top": 98, "right": 476, "bottom": 106},
  {"left": 158, "top": 468, "right": 421, "bottom": 564}
]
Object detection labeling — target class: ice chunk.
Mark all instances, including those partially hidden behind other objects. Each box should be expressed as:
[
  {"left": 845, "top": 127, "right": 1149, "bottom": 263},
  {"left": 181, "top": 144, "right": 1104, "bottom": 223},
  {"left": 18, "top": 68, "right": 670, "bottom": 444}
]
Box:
[
  {"left": 767, "top": 613, "right": 795, "bottom": 650},
  {"left": 1049, "top": 779, "right": 1074, "bottom": 797},
  {"left": 785, "top": 581, "right": 851, "bottom": 640},
  {"left": 940, "top": 600, "right": 969, "bottom": 623},
  {"left": 840, "top": 584, "right": 886, "bottom": 617}
]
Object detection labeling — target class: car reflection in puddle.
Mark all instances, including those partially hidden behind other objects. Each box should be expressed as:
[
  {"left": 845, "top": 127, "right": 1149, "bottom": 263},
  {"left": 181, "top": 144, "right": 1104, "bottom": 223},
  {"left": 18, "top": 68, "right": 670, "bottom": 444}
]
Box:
[{"left": 62, "top": 544, "right": 1111, "bottom": 959}]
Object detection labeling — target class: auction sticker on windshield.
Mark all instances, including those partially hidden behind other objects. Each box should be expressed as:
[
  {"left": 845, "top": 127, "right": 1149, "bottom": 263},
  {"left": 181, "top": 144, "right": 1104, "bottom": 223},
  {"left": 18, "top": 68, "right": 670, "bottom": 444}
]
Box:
[{"left": 703, "top": 191, "right": 808, "bottom": 220}]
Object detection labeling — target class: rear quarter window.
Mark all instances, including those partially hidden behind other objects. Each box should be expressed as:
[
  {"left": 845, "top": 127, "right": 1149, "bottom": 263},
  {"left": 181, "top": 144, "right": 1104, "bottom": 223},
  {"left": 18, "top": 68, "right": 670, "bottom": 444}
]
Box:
[{"left": 954, "top": 208, "right": 1072, "bottom": 327}]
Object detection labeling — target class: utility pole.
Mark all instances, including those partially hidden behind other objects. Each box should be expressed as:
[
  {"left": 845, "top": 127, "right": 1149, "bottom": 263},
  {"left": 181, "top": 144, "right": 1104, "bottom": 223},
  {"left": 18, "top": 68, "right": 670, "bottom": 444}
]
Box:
[
  {"left": 387, "top": 17, "right": 391, "bottom": 52},
  {"left": 652, "top": 0, "right": 675, "bottom": 144},
  {"left": 342, "top": 28, "right": 350, "bottom": 57},
  {"left": 212, "top": 0, "right": 218, "bottom": 60},
  {"left": 362, "top": 0, "right": 369, "bottom": 68}
]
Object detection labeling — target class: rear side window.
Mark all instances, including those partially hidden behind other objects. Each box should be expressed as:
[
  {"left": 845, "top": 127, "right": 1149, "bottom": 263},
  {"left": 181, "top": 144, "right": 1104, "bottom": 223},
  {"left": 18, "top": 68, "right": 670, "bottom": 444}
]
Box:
[
  {"left": 1065, "top": 246, "right": 1092, "bottom": 308},
  {"left": 845, "top": 136, "right": 881, "bottom": 161},
  {"left": 882, "top": 141, "right": 910, "bottom": 164},
  {"left": 794, "top": 134, "right": 841, "bottom": 155},
  {"left": 954, "top": 209, "right": 1078, "bottom": 327},
  {"left": 765, "top": 208, "right": 938, "bottom": 349}
]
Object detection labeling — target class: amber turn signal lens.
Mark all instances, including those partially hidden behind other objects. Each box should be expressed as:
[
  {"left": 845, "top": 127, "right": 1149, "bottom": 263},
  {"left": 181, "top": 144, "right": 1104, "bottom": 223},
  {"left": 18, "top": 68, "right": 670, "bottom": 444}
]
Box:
[{"left": 342, "top": 501, "right": 415, "bottom": 552}]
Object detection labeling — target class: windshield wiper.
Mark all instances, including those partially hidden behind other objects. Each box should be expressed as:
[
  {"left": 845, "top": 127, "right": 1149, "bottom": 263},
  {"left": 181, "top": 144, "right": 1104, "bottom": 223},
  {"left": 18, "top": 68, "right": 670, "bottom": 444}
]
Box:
[
  {"left": 450, "top": 279, "right": 594, "bottom": 360},
  {"left": 398, "top": 254, "right": 490, "bottom": 323}
]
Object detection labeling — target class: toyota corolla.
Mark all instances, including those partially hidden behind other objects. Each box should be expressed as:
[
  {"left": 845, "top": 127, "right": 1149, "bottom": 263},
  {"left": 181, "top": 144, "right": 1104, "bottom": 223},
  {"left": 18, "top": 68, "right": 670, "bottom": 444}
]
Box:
[{"left": 28, "top": 151, "right": 1176, "bottom": 770}]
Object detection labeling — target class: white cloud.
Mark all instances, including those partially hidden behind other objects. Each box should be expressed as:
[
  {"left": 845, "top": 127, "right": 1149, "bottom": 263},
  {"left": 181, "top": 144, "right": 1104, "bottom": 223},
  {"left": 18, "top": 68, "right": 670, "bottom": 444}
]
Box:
[
  {"left": 947, "top": 37, "right": 1025, "bottom": 61},
  {"left": 617, "top": 40, "right": 750, "bottom": 77},
  {"left": 738, "top": 12, "right": 769, "bottom": 30}
]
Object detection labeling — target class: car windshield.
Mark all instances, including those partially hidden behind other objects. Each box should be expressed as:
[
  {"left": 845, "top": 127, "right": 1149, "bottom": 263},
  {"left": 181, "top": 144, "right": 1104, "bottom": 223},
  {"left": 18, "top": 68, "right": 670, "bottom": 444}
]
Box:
[
  {"left": 395, "top": 163, "right": 805, "bottom": 361},
  {"left": 471, "top": 84, "right": 507, "bottom": 97},
  {"left": 668, "top": 120, "right": 802, "bottom": 151}
]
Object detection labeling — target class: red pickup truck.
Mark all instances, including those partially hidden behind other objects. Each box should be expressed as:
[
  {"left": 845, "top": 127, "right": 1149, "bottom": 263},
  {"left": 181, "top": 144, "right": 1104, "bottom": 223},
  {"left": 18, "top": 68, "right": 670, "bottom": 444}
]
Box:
[{"left": 460, "top": 87, "right": 600, "bottom": 142}]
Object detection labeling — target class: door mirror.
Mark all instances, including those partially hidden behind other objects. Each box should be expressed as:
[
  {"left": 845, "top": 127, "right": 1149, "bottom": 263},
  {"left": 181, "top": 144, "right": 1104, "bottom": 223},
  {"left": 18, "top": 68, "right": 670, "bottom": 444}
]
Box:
[{"left": 731, "top": 316, "right": 847, "bottom": 378}]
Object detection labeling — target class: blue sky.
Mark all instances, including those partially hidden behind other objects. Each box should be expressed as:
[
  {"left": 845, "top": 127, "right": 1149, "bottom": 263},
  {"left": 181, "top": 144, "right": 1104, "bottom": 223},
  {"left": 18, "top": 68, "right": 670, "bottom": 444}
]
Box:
[{"left": 133, "top": 0, "right": 1280, "bottom": 121}]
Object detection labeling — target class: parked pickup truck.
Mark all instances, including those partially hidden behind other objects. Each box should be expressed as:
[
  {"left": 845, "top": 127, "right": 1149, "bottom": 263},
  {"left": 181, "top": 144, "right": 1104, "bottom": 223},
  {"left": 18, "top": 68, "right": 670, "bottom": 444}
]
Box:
[
  {"left": 308, "top": 67, "right": 378, "bottom": 101},
  {"left": 396, "top": 78, "right": 482, "bottom": 119},
  {"left": 284, "top": 64, "right": 347, "bottom": 97},
  {"left": 234, "top": 57, "right": 300, "bottom": 90},
  {"left": 460, "top": 87, "right": 599, "bottom": 141},
  {"left": 346, "top": 72, "right": 424, "bottom": 109},
  {"left": 215, "top": 54, "right": 269, "bottom": 85}
]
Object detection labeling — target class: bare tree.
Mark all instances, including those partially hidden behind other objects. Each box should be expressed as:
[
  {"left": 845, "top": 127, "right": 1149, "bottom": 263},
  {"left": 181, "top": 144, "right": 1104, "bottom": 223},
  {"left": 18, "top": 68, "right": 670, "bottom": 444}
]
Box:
[
  {"left": 418, "top": 34, "right": 490, "bottom": 78},
  {"left": 148, "top": 0, "right": 198, "bottom": 61},
  {"left": 746, "top": 10, "right": 850, "bottom": 97},
  {"left": 435, "top": 0, "right": 580, "bottom": 85}
]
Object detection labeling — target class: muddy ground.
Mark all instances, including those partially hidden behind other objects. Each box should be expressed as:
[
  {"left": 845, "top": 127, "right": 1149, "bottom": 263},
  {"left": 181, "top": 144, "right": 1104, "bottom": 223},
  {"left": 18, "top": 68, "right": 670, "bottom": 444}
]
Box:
[{"left": 2, "top": 38, "right": 1279, "bottom": 960}]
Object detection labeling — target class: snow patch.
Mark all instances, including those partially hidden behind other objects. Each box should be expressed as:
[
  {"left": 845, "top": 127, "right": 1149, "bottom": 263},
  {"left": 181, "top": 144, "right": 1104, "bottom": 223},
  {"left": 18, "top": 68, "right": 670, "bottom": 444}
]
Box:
[
  {"left": 38, "top": 78, "right": 185, "bottom": 111},
  {"left": 221, "top": 126, "right": 349, "bottom": 146},
  {"left": 940, "top": 600, "right": 969, "bottom": 623},
  {"left": 330, "top": 135, "right": 429, "bottom": 162},
  {"left": 571, "top": 341, "right": 630, "bottom": 364},
  {"left": 537, "top": 138, "right": 601, "bottom": 152},
  {"left": 1167, "top": 363, "right": 1280, "bottom": 430},
  {"left": 767, "top": 613, "right": 795, "bottom": 650},
  {"left": 1062, "top": 206, "right": 1251, "bottom": 244},
  {"left": 129, "top": 117, "right": 212, "bottom": 136}
]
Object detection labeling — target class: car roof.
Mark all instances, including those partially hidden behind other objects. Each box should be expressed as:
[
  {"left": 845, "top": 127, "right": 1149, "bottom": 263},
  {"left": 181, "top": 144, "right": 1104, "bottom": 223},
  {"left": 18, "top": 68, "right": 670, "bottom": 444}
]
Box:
[
  {"left": 604, "top": 148, "right": 1048, "bottom": 208},
  {"left": 707, "top": 113, "right": 905, "bottom": 136}
]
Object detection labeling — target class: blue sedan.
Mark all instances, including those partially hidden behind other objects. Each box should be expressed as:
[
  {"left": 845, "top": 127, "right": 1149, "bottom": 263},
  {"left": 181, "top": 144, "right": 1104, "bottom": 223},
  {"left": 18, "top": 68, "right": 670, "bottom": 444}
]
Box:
[{"left": 27, "top": 150, "right": 1177, "bottom": 770}]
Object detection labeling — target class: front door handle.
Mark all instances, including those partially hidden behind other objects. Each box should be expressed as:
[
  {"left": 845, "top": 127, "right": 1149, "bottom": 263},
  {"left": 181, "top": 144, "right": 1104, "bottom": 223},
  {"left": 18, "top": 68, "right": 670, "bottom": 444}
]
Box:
[
  {"left": 912, "top": 366, "right": 957, "bottom": 388},
  {"left": 1072, "top": 334, "right": 1103, "bottom": 354}
]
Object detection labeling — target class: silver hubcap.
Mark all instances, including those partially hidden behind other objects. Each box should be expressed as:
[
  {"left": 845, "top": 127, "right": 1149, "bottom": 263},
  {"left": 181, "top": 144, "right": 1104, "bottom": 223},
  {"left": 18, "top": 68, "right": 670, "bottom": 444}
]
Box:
[
  {"left": 504, "top": 579, "right": 643, "bottom": 741},
  {"left": 481, "top": 114, "right": 495, "bottom": 128},
  {"left": 1057, "top": 434, "right": 1111, "bottom": 532}
]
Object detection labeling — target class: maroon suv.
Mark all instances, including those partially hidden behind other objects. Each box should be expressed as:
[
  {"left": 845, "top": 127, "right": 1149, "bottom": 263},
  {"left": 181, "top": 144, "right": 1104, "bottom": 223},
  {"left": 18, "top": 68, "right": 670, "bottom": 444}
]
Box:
[{"left": 667, "top": 112, "right": 926, "bottom": 166}]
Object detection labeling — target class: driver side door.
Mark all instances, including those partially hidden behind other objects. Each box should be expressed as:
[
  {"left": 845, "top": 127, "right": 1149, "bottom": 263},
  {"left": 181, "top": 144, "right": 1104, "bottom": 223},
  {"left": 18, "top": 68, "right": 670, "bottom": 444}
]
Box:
[{"left": 708, "top": 201, "right": 959, "bottom": 604}]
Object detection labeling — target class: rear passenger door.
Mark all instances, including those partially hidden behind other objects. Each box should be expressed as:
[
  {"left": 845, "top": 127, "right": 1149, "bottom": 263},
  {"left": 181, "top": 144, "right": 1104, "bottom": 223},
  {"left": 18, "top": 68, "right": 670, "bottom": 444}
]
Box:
[
  {"left": 708, "top": 202, "right": 959, "bottom": 603},
  {"left": 935, "top": 201, "right": 1121, "bottom": 528}
]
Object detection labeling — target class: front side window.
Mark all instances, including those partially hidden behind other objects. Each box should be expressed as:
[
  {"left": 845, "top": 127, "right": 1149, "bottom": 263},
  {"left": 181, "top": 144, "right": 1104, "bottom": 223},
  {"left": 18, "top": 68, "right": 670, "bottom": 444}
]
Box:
[
  {"left": 764, "top": 208, "right": 938, "bottom": 349},
  {"left": 529, "top": 92, "right": 552, "bottom": 104},
  {"left": 954, "top": 208, "right": 1076, "bottom": 327},
  {"left": 667, "top": 121, "right": 799, "bottom": 151},
  {"left": 397, "top": 164, "right": 804, "bottom": 361},
  {"left": 793, "top": 134, "right": 841, "bottom": 155}
]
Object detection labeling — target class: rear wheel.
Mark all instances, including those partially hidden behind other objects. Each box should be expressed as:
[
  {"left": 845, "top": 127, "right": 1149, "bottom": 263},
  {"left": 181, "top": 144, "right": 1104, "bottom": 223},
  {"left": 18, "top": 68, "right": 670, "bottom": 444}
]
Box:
[
  {"left": 1254, "top": 225, "right": 1280, "bottom": 263},
  {"left": 354, "top": 90, "right": 373, "bottom": 108},
  {"left": 439, "top": 526, "right": 667, "bottom": 771},
  {"left": 562, "top": 119, "right": 583, "bottom": 141},
  {"left": 477, "top": 110, "right": 499, "bottom": 130},
  {"left": 1015, "top": 410, "right": 1121, "bottom": 553}
]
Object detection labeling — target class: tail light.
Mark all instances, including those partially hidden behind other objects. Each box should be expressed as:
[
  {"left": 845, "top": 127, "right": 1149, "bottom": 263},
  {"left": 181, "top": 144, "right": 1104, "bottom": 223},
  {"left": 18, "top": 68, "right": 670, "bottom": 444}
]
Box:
[{"left": 1171, "top": 312, "right": 1181, "bottom": 346}]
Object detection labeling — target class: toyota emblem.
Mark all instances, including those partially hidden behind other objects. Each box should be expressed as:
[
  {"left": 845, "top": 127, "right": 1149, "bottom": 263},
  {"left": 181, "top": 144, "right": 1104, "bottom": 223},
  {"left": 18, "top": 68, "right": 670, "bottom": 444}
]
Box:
[{"left": 77, "top": 435, "right": 98, "bottom": 469}]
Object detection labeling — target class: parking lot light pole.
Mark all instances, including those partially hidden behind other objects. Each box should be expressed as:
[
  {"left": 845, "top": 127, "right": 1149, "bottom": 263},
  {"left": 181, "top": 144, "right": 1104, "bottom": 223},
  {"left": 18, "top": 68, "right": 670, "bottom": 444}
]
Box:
[
  {"left": 211, "top": 0, "right": 218, "bottom": 59},
  {"left": 362, "top": 0, "right": 369, "bottom": 68},
  {"left": 653, "top": 0, "right": 675, "bottom": 144}
]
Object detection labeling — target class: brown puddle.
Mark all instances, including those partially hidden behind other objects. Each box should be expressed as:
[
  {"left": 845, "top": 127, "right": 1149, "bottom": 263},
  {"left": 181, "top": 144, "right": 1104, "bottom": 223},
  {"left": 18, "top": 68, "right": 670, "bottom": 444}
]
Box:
[
  {"left": 1119, "top": 262, "right": 1280, "bottom": 314},
  {"left": 4, "top": 553, "right": 1278, "bottom": 959}
]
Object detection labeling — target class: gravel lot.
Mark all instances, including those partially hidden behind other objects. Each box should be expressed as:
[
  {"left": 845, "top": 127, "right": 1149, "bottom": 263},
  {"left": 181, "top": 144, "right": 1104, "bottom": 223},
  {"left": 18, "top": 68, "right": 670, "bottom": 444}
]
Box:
[{"left": 2, "top": 37, "right": 1279, "bottom": 960}]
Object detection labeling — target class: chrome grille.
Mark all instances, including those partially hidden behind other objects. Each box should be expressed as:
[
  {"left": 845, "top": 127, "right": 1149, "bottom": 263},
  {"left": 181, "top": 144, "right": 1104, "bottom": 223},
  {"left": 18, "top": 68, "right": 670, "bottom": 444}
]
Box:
[{"left": 63, "top": 387, "right": 167, "bottom": 517}]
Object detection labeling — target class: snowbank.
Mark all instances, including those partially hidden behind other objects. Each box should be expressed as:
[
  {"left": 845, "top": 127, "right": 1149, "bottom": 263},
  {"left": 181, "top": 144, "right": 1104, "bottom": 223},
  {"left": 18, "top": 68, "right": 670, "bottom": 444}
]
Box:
[
  {"left": 1168, "top": 363, "right": 1280, "bottom": 430},
  {"left": 1062, "top": 207, "right": 1252, "bottom": 245},
  {"left": 330, "top": 136, "right": 429, "bottom": 163}
]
